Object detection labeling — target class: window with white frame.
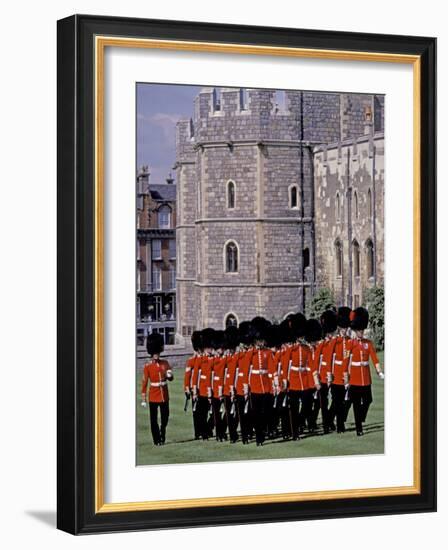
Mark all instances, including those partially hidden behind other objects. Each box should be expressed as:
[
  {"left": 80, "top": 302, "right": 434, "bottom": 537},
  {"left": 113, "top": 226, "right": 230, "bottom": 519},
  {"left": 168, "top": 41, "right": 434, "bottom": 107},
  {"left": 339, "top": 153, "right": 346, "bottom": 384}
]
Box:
[
  {"left": 152, "top": 266, "right": 162, "bottom": 291},
  {"left": 169, "top": 266, "right": 176, "bottom": 290},
  {"left": 152, "top": 239, "right": 162, "bottom": 260},
  {"left": 158, "top": 206, "right": 171, "bottom": 228},
  {"left": 168, "top": 239, "right": 176, "bottom": 259}
]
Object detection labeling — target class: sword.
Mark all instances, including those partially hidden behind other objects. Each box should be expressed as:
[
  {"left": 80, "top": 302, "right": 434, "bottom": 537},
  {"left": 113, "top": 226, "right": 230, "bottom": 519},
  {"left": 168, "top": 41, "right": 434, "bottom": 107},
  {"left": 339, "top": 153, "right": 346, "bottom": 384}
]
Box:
[{"left": 183, "top": 393, "right": 190, "bottom": 412}]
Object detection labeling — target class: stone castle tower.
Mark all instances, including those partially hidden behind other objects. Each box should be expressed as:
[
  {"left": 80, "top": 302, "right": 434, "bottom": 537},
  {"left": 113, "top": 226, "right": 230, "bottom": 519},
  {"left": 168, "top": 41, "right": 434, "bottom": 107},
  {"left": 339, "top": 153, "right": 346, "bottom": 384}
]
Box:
[{"left": 175, "top": 88, "right": 384, "bottom": 339}]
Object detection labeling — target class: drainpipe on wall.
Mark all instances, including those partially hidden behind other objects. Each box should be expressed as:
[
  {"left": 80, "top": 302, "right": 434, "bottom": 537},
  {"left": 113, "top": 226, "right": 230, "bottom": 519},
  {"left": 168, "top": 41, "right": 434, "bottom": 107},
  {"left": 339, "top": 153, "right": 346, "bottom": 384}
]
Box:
[{"left": 346, "top": 148, "right": 353, "bottom": 309}]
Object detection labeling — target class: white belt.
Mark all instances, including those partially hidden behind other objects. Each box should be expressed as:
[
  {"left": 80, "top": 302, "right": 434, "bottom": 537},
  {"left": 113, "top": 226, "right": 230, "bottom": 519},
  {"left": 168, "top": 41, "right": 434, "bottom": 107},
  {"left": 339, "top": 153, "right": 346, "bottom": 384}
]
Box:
[
  {"left": 200, "top": 374, "right": 207, "bottom": 379},
  {"left": 213, "top": 376, "right": 220, "bottom": 381},
  {"left": 226, "top": 374, "right": 231, "bottom": 378},
  {"left": 251, "top": 369, "right": 268, "bottom": 374},
  {"left": 351, "top": 361, "right": 369, "bottom": 367},
  {"left": 185, "top": 367, "right": 191, "bottom": 372},
  {"left": 321, "top": 361, "right": 327, "bottom": 366},
  {"left": 334, "top": 360, "right": 343, "bottom": 365},
  {"left": 150, "top": 381, "right": 167, "bottom": 387},
  {"left": 238, "top": 373, "right": 244, "bottom": 377},
  {"left": 290, "top": 366, "right": 310, "bottom": 372}
]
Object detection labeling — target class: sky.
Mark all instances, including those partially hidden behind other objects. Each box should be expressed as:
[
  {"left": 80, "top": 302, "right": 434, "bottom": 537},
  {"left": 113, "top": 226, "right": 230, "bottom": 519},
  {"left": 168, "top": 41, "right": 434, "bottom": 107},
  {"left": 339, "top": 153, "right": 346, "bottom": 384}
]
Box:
[{"left": 136, "top": 83, "right": 201, "bottom": 185}]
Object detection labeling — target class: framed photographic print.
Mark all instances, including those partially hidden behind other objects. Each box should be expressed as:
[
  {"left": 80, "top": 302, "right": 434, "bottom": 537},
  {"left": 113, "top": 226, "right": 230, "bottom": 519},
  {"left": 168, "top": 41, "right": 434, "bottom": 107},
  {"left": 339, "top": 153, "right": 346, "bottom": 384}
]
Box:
[{"left": 57, "top": 14, "right": 436, "bottom": 534}]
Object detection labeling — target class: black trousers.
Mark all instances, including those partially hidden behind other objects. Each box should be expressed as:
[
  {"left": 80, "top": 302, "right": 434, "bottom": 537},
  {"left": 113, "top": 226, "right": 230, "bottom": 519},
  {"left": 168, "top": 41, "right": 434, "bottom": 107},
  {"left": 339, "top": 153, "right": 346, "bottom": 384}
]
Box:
[
  {"left": 279, "top": 391, "right": 291, "bottom": 438},
  {"left": 310, "top": 383, "right": 333, "bottom": 431},
  {"left": 196, "top": 396, "right": 213, "bottom": 439},
  {"left": 224, "top": 396, "right": 239, "bottom": 442},
  {"left": 211, "top": 397, "right": 227, "bottom": 441},
  {"left": 349, "top": 385, "right": 373, "bottom": 432},
  {"left": 149, "top": 401, "right": 169, "bottom": 445},
  {"left": 288, "top": 390, "right": 313, "bottom": 438},
  {"left": 266, "top": 393, "right": 280, "bottom": 437},
  {"left": 236, "top": 395, "right": 251, "bottom": 443},
  {"left": 250, "top": 393, "right": 269, "bottom": 444},
  {"left": 328, "top": 384, "right": 350, "bottom": 431},
  {"left": 191, "top": 396, "right": 201, "bottom": 439}
]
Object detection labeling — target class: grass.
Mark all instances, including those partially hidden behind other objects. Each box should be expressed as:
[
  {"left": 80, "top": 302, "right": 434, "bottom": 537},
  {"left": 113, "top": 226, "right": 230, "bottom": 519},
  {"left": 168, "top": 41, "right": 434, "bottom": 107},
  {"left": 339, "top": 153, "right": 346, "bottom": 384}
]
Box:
[{"left": 136, "top": 352, "right": 384, "bottom": 466}]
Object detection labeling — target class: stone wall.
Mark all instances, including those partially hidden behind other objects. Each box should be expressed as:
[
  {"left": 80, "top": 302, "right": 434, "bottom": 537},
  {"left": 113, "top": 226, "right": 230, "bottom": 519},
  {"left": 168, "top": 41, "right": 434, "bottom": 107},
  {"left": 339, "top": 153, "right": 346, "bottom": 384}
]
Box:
[{"left": 174, "top": 87, "right": 385, "bottom": 336}]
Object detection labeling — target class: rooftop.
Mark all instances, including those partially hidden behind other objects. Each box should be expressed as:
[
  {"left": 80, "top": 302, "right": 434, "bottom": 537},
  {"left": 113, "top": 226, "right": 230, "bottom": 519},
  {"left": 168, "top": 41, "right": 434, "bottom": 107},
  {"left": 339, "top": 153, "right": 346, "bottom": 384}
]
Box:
[{"left": 149, "top": 183, "right": 176, "bottom": 202}]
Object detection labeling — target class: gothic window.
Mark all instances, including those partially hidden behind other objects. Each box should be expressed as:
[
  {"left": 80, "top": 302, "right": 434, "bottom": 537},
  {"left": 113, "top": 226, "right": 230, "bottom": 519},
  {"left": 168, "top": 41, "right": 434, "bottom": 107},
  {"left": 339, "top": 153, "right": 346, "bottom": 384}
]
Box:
[
  {"left": 225, "top": 241, "right": 239, "bottom": 273},
  {"left": 289, "top": 185, "right": 299, "bottom": 209},
  {"left": 227, "top": 180, "right": 236, "bottom": 209},
  {"left": 368, "top": 188, "right": 373, "bottom": 218},
  {"left": 354, "top": 191, "right": 359, "bottom": 219},
  {"left": 303, "top": 247, "right": 310, "bottom": 269},
  {"left": 158, "top": 205, "right": 171, "bottom": 229},
  {"left": 366, "top": 238, "right": 375, "bottom": 279},
  {"left": 353, "top": 240, "right": 360, "bottom": 277},
  {"left": 335, "top": 240, "right": 343, "bottom": 278},
  {"left": 336, "top": 192, "right": 341, "bottom": 222},
  {"left": 225, "top": 313, "right": 238, "bottom": 328}
]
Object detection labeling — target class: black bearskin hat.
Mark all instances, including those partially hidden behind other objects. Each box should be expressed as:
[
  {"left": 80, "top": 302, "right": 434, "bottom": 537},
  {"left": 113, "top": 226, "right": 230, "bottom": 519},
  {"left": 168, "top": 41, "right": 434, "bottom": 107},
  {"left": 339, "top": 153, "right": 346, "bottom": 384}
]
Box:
[
  {"left": 350, "top": 307, "right": 369, "bottom": 331},
  {"left": 320, "top": 309, "right": 338, "bottom": 335},
  {"left": 238, "top": 321, "right": 254, "bottom": 346},
  {"left": 201, "top": 327, "right": 216, "bottom": 349},
  {"left": 251, "top": 316, "right": 271, "bottom": 342},
  {"left": 212, "top": 330, "right": 226, "bottom": 350},
  {"left": 289, "top": 312, "right": 307, "bottom": 339},
  {"left": 266, "top": 323, "right": 282, "bottom": 349},
  {"left": 191, "top": 330, "right": 203, "bottom": 352},
  {"left": 146, "top": 332, "right": 164, "bottom": 356},
  {"left": 224, "top": 325, "right": 240, "bottom": 350},
  {"left": 280, "top": 319, "right": 295, "bottom": 345},
  {"left": 337, "top": 306, "right": 351, "bottom": 329},
  {"left": 305, "top": 319, "right": 322, "bottom": 344}
]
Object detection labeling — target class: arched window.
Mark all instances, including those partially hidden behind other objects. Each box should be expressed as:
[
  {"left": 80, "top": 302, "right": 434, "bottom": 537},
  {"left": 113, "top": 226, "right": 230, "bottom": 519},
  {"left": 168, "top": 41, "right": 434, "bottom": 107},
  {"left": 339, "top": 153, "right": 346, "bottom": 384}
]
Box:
[
  {"left": 334, "top": 239, "right": 343, "bottom": 277},
  {"left": 158, "top": 205, "right": 171, "bottom": 229},
  {"left": 366, "top": 239, "right": 374, "bottom": 278},
  {"left": 368, "top": 188, "right": 373, "bottom": 218},
  {"left": 353, "top": 240, "right": 360, "bottom": 277},
  {"left": 354, "top": 191, "right": 359, "bottom": 219},
  {"left": 227, "top": 180, "right": 236, "bottom": 209},
  {"left": 289, "top": 185, "right": 299, "bottom": 209},
  {"left": 225, "top": 313, "right": 238, "bottom": 328},
  {"left": 335, "top": 240, "right": 343, "bottom": 278},
  {"left": 225, "top": 241, "right": 238, "bottom": 273},
  {"left": 335, "top": 192, "right": 341, "bottom": 222},
  {"left": 303, "top": 247, "right": 310, "bottom": 269}
]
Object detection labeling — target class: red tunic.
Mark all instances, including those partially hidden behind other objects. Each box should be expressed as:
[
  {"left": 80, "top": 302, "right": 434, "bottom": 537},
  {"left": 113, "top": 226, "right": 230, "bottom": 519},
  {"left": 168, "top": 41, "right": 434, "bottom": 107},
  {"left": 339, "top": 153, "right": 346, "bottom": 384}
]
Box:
[
  {"left": 141, "top": 360, "right": 172, "bottom": 403},
  {"left": 268, "top": 349, "right": 282, "bottom": 394},
  {"left": 184, "top": 355, "right": 196, "bottom": 392},
  {"left": 235, "top": 348, "right": 253, "bottom": 396},
  {"left": 332, "top": 336, "right": 352, "bottom": 385},
  {"left": 223, "top": 352, "right": 239, "bottom": 397},
  {"left": 347, "top": 338, "right": 380, "bottom": 386},
  {"left": 246, "top": 347, "right": 272, "bottom": 394},
  {"left": 211, "top": 355, "right": 227, "bottom": 397},
  {"left": 284, "top": 343, "right": 314, "bottom": 391},
  {"left": 318, "top": 337, "right": 337, "bottom": 384},
  {"left": 197, "top": 354, "right": 214, "bottom": 396}
]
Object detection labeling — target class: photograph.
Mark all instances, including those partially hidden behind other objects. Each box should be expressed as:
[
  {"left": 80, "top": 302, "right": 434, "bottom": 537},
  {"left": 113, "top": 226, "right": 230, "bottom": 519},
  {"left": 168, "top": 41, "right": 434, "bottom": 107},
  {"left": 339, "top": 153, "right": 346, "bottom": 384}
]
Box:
[{"left": 136, "top": 84, "right": 386, "bottom": 466}]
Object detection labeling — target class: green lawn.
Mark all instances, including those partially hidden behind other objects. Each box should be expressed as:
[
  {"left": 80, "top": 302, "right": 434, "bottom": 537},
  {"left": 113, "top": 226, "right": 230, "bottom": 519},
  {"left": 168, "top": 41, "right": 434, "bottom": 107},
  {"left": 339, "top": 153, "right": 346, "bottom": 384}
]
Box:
[{"left": 136, "top": 352, "right": 384, "bottom": 466}]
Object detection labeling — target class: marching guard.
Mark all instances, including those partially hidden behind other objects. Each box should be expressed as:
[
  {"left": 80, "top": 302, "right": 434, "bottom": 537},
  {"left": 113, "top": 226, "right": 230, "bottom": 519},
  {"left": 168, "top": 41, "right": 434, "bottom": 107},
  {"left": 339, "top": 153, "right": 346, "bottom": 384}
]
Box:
[
  {"left": 235, "top": 321, "right": 255, "bottom": 444},
  {"left": 195, "top": 327, "right": 215, "bottom": 440},
  {"left": 347, "top": 307, "right": 385, "bottom": 436},
  {"left": 222, "top": 326, "right": 241, "bottom": 443},
  {"left": 184, "top": 330, "right": 203, "bottom": 439},
  {"left": 210, "top": 330, "right": 227, "bottom": 441},
  {"left": 315, "top": 309, "right": 338, "bottom": 433},
  {"left": 328, "top": 307, "right": 353, "bottom": 433},
  {"left": 140, "top": 333, "right": 174, "bottom": 446}
]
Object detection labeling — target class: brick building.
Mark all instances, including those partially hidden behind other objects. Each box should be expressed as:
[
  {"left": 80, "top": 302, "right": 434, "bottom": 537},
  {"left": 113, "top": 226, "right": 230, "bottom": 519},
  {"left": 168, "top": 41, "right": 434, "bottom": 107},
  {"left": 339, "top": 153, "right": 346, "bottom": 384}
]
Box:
[
  {"left": 174, "top": 87, "right": 384, "bottom": 342},
  {"left": 136, "top": 167, "right": 177, "bottom": 346}
]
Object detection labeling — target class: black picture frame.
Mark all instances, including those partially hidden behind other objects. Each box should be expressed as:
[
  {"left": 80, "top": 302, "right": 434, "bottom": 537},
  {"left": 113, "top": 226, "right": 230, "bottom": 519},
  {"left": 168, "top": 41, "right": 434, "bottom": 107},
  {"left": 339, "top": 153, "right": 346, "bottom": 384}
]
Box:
[{"left": 57, "top": 14, "right": 436, "bottom": 534}]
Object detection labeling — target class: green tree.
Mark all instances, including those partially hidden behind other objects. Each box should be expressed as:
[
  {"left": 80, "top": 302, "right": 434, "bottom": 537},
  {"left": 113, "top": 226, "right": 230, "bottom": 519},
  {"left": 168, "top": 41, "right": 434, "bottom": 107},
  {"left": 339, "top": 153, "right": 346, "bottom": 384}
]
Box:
[
  {"left": 363, "top": 286, "right": 385, "bottom": 350},
  {"left": 306, "top": 288, "right": 335, "bottom": 319}
]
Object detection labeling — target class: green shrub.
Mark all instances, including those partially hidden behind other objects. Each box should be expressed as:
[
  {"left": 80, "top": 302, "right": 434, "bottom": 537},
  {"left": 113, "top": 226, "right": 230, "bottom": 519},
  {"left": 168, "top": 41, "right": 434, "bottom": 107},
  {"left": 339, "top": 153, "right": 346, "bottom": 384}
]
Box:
[
  {"left": 363, "top": 286, "right": 385, "bottom": 350},
  {"left": 306, "top": 288, "right": 335, "bottom": 320}
]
